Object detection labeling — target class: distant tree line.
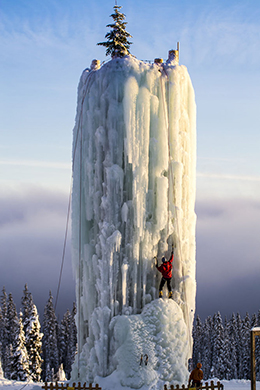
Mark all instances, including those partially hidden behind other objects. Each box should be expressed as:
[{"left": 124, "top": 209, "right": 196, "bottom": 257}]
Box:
[
  {"left": 1, "top": 286, "right": 258, "bottom": 383},
  {"left": 192, "top": 311, "right": 260, "bottom": 380},
  {"left": 0, "top": 285, "right": 77, "bottom": 382}
]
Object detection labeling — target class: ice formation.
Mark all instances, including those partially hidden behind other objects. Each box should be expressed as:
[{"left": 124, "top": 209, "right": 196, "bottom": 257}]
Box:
[{"left": 71, "top": 54, "right": 196, "bottom": 389}]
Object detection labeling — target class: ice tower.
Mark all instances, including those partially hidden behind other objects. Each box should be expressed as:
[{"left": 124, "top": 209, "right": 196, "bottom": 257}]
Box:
[{"left": 71, "top": 51, "right": 196, "bottom": 389}]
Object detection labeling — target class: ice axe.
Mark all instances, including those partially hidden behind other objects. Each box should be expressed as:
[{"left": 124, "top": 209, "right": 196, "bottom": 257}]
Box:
[{"left": 153, "top": 256, "right": 158, "bottom": 267}]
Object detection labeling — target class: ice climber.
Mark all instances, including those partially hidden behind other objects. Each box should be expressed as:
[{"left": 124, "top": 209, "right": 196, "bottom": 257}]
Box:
[
  {"left": 155, "top": 247, "right": 174, "bottom": 299},
  {"left": 188, "top": 363, "right": 203, "bottom": 388}
]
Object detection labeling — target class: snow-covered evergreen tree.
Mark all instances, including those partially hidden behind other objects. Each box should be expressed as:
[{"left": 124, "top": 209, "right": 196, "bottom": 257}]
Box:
[
  {"left": 66, "top": 302, "right": 77, "bottom": 379},
  {"left": 192, "top": 315, "right": 203, "bottom": 366},
  {"left": 7, "top": 293, "right": 19, "bottom": 347},
  {"left": 251, "top": 313, "right": 257, "bottom": 328},
  {"left": 241, "top": 312, "right": 251, "bottom": 380},
  {"left": 56, "top": 363, "right": 66, "bottom": 381},
  {"left": 97, "top": 5, "right": 132, "bottom": 58},
  {"left": 5, "top": 344, "right": 13, "bottom": 379},
  {"left": 58, "top": 303, "right": 77, "bottom": 380},
  {"left": 236, "top": 312, "right": 243, "bottom": 379},
  {"left": 227, "top": 313, "right": 238, "bottom": 379},
  {"left": 0, "top": 308, "right": 3, "bottom": 372},
  {"left": 26, "top": 304, "right": 43, "bottom": 381},
  {"left": 211, "top": 312, "right": 225, "bottom": 378},
  {"left": 256, "top": 310, "right": 260, "bottom": 380},
  {"left": 59, "top": 309, "right": 70, "bottom": 376},
  {"left": 0, "top": 287, "right": 8, "bottom": 372},
  {"left": 10, "top": 312, "right": 29, "bottom": 381},
  {"left": 222, "top": 317, "right": 232, "bottom": 380},
  {"left": 45, "top": 363, "right": 53, "bottom": 382},
  {"left": 0, "top": 356, "right": 3, "bottom": 379},
  {"left": 21, "top": 284, "right": 34, "bottom": 340},
  {"left": 201, "top": 316, "right": 213, "bottom": 379},
  {"left": 42, "top": 291, "right": 59, "bottom": 381}
]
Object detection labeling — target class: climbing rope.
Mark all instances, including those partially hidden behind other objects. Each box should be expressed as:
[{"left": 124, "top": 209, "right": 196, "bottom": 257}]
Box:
[
  {"left": 54, "top": 183, "right": 72, "bottom": 311},
  {"left": 53, "top": 70, "right": 96, "bottom": 379},
  {"left": 54, "top": 71, "right": 94, "bottom": 311}
]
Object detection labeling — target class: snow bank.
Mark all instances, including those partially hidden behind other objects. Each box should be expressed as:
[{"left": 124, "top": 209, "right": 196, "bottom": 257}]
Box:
[
  {"left": 0, "top": 378, "right": 41, "bottom": 390},
  {"left": 109, "top": 299, "right": 189, "bottom": 389}
]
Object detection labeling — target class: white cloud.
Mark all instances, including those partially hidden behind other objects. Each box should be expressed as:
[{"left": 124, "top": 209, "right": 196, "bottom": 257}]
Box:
[
  {"left": 197, "top": 171, "right": 260, "bottom": 182},
  {"left": 0, "top": 159, "right": 71, "bottom": 170}
]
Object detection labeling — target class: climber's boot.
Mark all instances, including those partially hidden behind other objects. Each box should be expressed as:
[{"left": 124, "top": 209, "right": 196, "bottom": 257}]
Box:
[
  {"left": 168, "top": 291, "right": 173, "bottom": 299},
  {"left": 159, "top": 291, "right": 163, "bottom": 298}
]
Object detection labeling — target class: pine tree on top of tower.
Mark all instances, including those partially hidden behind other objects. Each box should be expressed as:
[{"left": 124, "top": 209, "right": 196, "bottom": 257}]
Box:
[{"left": 97, "top": 5, "right": 132, "bottom": 58}]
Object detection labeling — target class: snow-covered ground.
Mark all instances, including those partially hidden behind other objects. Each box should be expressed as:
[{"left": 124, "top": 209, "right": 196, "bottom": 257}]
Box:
[{"left": 0, "top": 379, "right": 259, "bottom": 390}]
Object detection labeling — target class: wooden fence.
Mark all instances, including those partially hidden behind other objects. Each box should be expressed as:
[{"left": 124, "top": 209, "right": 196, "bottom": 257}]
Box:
[
  {"left": 164, "top": 381, "right": 224, "bottom": 390},
  {"left": 41, "top": 382, "right": 102, "bottom": 390},
  {"left": 41, "top": 379, "right": 222, "bottom": 390}
]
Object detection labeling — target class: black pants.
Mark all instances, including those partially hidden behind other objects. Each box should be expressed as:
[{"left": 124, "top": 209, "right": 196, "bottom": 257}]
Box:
[
  {"left": 191, "top": 381, "right": 201, "bottom": 388},
  {"left": 159, "top": 277, "right": 172, "bottom": 292}
]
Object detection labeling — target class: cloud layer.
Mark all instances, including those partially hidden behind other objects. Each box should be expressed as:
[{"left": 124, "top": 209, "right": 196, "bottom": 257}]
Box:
[
  {"left": 0, "top": 185, "right": 260, "bottom": 321},
  {"left": 196, "top": 197, "right": 260, "bottom": 319},
  {"left": 0, "top": 185, "right": 75, "bottom": 319}
]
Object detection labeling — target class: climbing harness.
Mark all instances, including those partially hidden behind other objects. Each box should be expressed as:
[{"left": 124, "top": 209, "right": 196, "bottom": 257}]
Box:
[{"left": 140, "top": 354, "right": 149, "bottom": 366}]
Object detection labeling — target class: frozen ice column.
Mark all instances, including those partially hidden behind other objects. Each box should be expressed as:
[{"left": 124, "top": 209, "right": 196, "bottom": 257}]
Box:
[{"left": 71, "top": 55, "right": 196, "bottom": 385}]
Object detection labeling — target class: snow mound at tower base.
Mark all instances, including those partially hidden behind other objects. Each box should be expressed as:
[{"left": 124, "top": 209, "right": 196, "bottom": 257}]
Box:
[{"left": 97, "top": 299, "right": 189, "bottom": 390}]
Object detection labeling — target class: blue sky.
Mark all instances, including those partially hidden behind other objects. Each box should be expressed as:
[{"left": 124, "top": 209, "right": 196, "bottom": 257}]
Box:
[{"left": 0, "top": 0, "right": 260, "bottom": 320}]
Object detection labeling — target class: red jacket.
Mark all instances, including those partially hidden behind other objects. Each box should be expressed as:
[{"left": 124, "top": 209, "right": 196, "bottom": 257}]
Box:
[{"left": 156, "top": 253, "right": 173, "bottom": 279}]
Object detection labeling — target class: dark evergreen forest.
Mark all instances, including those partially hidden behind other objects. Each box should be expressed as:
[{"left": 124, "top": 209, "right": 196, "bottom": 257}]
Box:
[
  {"left": 192, "top": 311, "right": 259, "bottom": 380},
  {"left": 0, "top": 286, "right": 77, "bottom": 382}
]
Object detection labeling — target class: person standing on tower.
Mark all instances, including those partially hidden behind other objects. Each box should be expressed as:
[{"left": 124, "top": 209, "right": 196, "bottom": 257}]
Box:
[{"left": 155, "top": 246, "right": 174, "bottom": 299}]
